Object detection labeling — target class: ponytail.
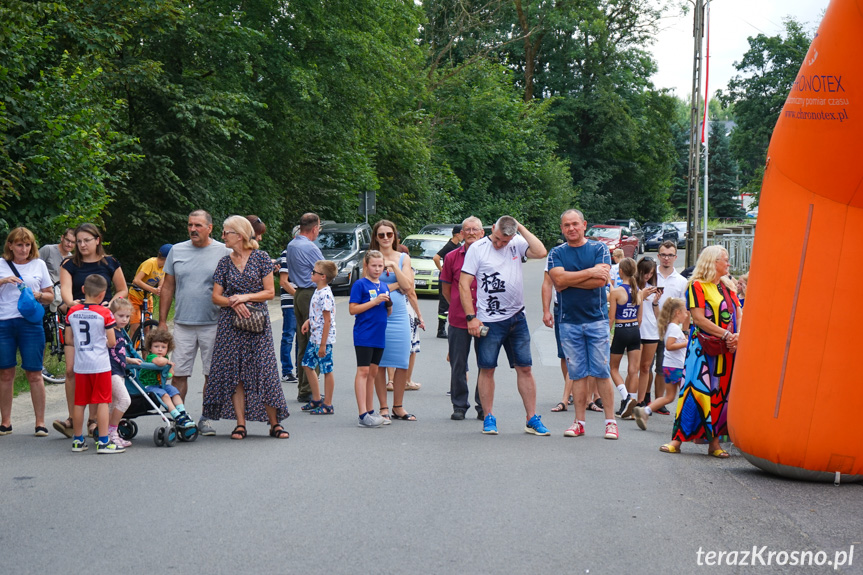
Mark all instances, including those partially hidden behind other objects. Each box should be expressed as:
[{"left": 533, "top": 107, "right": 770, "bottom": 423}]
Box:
[{"left": 618, "top": 258, "right": 639, "bottom": 303}]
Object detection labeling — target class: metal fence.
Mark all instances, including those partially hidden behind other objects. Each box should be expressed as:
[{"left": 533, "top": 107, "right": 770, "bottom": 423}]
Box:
[{"left": 715, "top": 233, "right": 754, "bottom": 273}]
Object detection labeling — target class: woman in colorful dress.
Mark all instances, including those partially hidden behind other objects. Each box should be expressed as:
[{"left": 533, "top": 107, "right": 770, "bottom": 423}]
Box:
[
  {"left": 370, "top": 220, "right": 416, "bottom": 422},
  {"left": 662, "top": 245, "right": 741, "bottom": 457},
  {"left": 203, "top": 216, "right": 289, "bottom": 439}
]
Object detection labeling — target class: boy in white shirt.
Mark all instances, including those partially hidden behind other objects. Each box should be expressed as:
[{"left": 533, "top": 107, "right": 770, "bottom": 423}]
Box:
[{"left": 300, "top": 260, "right": 338, "bottom": 414}]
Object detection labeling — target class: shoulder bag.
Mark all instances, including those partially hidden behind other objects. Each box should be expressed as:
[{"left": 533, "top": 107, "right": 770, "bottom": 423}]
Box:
[
  {"left": 696, "top": 282, "right": 735, "bottom": 356},
  {"left": 232, "top": 306, "right": 267, "bottom": 333}
]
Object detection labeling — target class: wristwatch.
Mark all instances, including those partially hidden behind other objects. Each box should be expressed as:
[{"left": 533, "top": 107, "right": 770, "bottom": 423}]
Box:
[{"left": 466, "top": 314, "right": 476, "bottom": 322}]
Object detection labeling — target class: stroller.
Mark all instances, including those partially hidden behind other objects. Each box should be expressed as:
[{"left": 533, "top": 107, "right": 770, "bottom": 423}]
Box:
[{"left": 115, "top": 334, "right": 199, "bottom": 447}]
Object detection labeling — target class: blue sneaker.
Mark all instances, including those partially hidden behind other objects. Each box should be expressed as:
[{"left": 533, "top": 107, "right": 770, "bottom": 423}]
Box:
[
  {"left": 482, "top": 414, "right": 498, "bottom": 435},
  {"left": 525, "top": 414, "right": 550, "bottom": 436}
]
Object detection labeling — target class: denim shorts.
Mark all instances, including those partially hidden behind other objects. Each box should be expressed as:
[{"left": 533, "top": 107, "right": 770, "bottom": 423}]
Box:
[
  {"left": 145, "top": 384, "right": 180, "bottom": 398},
  {"left": 476, "top": 312, "right": 531, "bottom": 369},
  {"left": 0, "top": 317, "right": 46, "bottom": 372},
  {"left": 559, "top": 320, "right": 611, "bottom": 381},
  {"left": 302, "top": 343, "right": 334, "bottom": 374}
]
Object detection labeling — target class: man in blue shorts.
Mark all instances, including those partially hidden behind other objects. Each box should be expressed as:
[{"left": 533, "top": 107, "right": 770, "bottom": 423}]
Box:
[
  {"left": 459, "top": 216, "right": 549, "bottom": 436},
  {"left": 548, "top": 209, "right": 619, "bottom": 440}
]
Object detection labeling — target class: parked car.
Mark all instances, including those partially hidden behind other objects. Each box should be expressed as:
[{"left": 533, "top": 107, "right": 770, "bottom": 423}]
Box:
[
  {"left": 418, "top": 223, "right": 460, "bottom": 236},
  {"left": 313, "top": 222, "right": 372, "bottom": 292},
  {"left": 671, "top": 221, "right": 687, "bottom": 249},
  {"left": 643, "top": 222, "right": 679, "bottom": 251},
  {"left": 401, "top": 234, "right": 450, "bottom": 295},
  {"left": 605, "top": 219, "right": 644, "bottom": 253},
  {"left": 586, "top": 225, "right": 638, "bottom": 258},
  {"left": 418, "top": 223, "right": 492, "bottom": 237}
]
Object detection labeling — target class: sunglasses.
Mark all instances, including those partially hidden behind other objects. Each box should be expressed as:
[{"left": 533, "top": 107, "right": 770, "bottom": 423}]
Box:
[
  {"left": 311, "top": 270, "right": 325, "bottom": 276},
  {"left": 377, "top": 232, "right": 394, "bottom": 239}
]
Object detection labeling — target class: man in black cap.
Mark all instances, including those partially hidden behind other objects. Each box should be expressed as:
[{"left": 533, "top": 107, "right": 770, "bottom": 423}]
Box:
[{"left": 433, "top": 225, "right": 463, "bottom": 338}]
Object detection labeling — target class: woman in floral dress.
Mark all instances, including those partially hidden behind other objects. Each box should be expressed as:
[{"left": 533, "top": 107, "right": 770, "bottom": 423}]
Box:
[{"left": 203, "top": 216, "right": 289, "bottom": 439}]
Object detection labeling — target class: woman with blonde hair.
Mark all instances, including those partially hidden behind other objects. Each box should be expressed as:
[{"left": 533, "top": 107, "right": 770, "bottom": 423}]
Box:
[
  {"left": 661, "top": 245, "right": 741, "bottom": 457},
  {"left": 370, "top": 219, "right": 416, "bottom": 421},
  {"left": 203, "top": 215, "right": 289, "bottom": 439}
]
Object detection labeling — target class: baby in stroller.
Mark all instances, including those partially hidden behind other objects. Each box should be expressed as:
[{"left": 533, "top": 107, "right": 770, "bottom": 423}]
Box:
[{"left": 138, "top": 329, "right": 195, "bottom": 429}]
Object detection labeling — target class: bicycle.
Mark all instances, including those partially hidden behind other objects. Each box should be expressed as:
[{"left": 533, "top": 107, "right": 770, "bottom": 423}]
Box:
[
  {"left": 42, "top": 305, "right": 66, "bottom": 384},
  {"left": 129, "top": 291, "right": 159, "bottom": 353}
]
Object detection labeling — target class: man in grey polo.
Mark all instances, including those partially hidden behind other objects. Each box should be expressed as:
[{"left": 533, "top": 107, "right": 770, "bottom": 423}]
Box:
[
  {"left": 158, "top": 209, "right": 230, "bottom": 435},
  {"left": 286, "top": 212, "right": 324, "bottom": 402}
]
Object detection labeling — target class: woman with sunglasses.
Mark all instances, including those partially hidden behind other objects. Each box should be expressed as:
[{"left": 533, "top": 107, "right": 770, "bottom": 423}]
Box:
[
  {"left": 53, "top": 223, "right": 128, "bottom": 438},
  {"left": 369, "top": 220, "right": 417, "bottom": 421}
]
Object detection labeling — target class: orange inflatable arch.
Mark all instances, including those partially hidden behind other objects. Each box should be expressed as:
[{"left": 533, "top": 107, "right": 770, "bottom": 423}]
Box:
[{"left": 728, "top": 0, "right": 863, "bottom": 483}]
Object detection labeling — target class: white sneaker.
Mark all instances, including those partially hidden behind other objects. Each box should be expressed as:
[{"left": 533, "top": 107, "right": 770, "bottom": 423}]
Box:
[
  {"left": 109, "top": 429, "right": 131, "bottom": 449},
  {"left": 357, "top": 414, "right": 383, "bottom": 428}
]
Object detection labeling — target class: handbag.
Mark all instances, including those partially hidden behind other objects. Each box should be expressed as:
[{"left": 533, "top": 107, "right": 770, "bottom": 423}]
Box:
[
  {"left": 6, "top": 260, "right": 45, "bottom": 323},
  {"left": 696, "top": 282, "right": 736, "bottom": 356},
  {"left": 231, "top": 306, "right": 267, "bottom": 333}
]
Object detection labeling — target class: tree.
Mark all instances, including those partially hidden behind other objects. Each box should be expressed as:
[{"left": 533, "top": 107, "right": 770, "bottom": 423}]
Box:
[
  {"left": 718, "top": 18, "right": 812, "bottom": 202},
  {"left": 428, "top": 61, "right": 574, "bottom": 243},
  {"left": 706, "top": 123, "right": 742, "bottom": 219}
]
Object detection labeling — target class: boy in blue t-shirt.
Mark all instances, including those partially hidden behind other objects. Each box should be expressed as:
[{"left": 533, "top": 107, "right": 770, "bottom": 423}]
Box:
[{"left": 349, "top": 251, "right": 392, "bottom": 428}]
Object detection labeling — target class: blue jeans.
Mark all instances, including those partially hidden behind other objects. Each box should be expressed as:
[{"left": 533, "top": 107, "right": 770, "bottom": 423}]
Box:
[
  {"left": 559, "top": 320, "right": 611, "bottom": 380},
  {"left": 476, "top": 312, "right": 532, "bottom": 369},
  {"left": 280, "top": 307, "right": 296, "bottom": 376}
]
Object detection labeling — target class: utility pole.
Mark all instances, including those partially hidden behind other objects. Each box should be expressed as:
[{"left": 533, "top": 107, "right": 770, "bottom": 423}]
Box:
[{"left": 685, "top": 0, "right": 706, "bottom": 267}]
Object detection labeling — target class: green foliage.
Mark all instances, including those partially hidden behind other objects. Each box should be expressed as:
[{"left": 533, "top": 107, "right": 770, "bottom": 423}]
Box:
[
  {"left": 428, "top": 62, "right": 574, "bottom": 243},
  {"left": 2, "top": 0, "right": 686, "bottom": 254},
  {"left": 718, "top": 18, "right": 812, "bottom": 203},
  {"left": 706, "top": 124, "right": 743, "bottom": 219}
]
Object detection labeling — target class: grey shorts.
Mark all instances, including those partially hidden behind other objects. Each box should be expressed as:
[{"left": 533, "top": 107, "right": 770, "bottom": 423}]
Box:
[{"left": 171, "top": 323, "right": 218, "bottom": 377}]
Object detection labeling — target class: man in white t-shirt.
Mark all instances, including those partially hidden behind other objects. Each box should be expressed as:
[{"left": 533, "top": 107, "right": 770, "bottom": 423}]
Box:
[
  {"left": 651, "top": 240, "right": 689, "bottom": 409},
  {"left": 459, "top": 216, "right": 548, "bottom": 436}
]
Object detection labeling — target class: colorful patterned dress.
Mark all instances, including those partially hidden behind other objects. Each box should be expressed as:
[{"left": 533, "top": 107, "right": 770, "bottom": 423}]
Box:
[
  {"left": 202, "top": 250, "right": 289, "bottom": 423},
  {"left": 672, "top": 280, "right": 740, "bottom": 443}
]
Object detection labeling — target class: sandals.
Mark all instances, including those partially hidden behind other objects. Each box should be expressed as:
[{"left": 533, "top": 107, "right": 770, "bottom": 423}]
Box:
[
  {"left": 53, "top": 417, "right": 73, "bottom": 438},
  {"left": 709, "top": 448, "right": 730, "bottom": 458},
  {"left": 34, "top": 426, "right": 48, "bottom": 437},
  {"left": 269, "top": 424, "right": 290, "bottom": 439},
  {"left": 0, "top": 424, "right": 11, "bottom": 436},
  {"left": 231, "top": 425, "right": 247, "bottom": 440},
  {"left": 405, "top": 380, "right": 422, "bottom": 391},
  {"left": 379, "top": 407, "right": 392, "bottom": 425},
  {"left": 301, "top": 399, "right": 323, "bottom": 411},
  {"left": 87, "top": 419, "right": 98, "bottom": 438},
  {"left": 309, "top": 404, "right": 334, "bottom": 415},
  {"left": 551, "top": 402, "right": 567, "bottom": 412},
  {"left": 391, "top": 405, "right": 417, "bottom": 421},
  {"left": 587, "top": 402, "right": 603, "bottom": 413},
  {"left": 659, "top": 443, "right": 681, "bottom": 453},
  {"left": 386, "top": 381, "right": 394, "bottom": 392}
]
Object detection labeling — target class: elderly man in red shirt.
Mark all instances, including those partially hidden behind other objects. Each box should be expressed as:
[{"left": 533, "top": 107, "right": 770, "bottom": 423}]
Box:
[{"left": 440, "top": 216, "right": 489, "bottom": 421}]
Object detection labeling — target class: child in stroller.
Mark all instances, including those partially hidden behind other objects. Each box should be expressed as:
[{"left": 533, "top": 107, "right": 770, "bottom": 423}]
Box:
[{"left": 138, "top": 329, "right": 195, "bottom": 429}]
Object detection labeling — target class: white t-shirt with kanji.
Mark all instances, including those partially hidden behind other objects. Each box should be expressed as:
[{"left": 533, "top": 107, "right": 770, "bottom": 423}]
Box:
[
  {"left": 461, "top": 235, "right": 528, "bottom": 323},
  {"left": 308, "top": 286, "right": 336, "bottom": 345}
]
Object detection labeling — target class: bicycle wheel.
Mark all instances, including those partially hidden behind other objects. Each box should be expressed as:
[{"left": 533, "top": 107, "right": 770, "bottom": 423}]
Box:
[
  {"left": 131, "top": 320, "right": 160, "bottom": 352},
  {"left": 42, "top": 347, "right": 66, "bottom": 384}
]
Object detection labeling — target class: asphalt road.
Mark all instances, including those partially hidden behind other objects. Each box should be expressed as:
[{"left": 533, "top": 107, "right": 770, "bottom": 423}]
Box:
[{"left": 3, "top": 257, "right": 861, "bottom": 575}]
